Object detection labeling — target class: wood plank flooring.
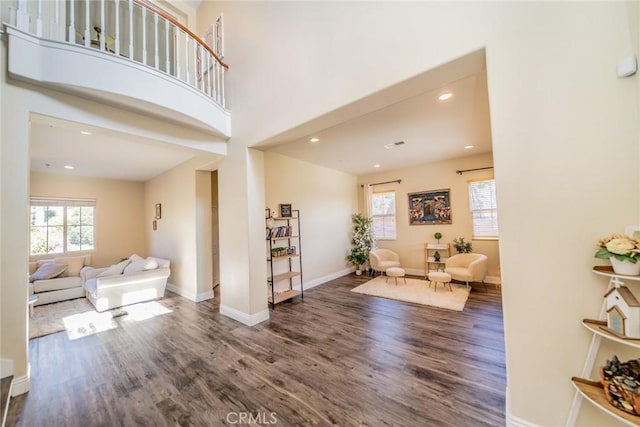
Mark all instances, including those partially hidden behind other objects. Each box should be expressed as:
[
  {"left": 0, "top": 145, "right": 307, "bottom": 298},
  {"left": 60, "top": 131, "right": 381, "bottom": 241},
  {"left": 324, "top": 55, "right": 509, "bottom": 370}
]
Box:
[{"left": 7, "top": 274, "right": 505, "bottom": 426}]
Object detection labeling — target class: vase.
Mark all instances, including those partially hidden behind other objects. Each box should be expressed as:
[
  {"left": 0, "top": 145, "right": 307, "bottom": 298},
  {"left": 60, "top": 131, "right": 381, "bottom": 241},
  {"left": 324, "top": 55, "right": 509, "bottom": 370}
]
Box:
[{"left": 610, "top": 257, "right": 640, "bottom": 276}]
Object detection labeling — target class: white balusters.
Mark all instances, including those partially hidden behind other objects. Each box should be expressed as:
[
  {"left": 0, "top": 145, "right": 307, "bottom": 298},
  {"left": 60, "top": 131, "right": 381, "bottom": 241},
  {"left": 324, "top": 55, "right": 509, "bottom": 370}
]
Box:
[
  {"left": 165, "top": 20, "right": 170, "bottom": 73},
  {"left": 12, "top": 0, "right": 227, "bottom": 108},
  {"left": 36, "top": 0, "right": 43, "bottom": 36},
  {"left": 114, "top": 0, "right": 120, "bottom": 56},
  {"left": 153, "top": 13, "right": 158, "bottom": 69},
  {"left": 141, "top": 6, "right": 146, "bottom": 65},
  {"left": 99, "top": 0, "right": 105, "bottom": 51},
  {"left": 68, "top": 0, "right": 75, "bottom": 43},
  {"left": 84, "top": 0, "right": 90, "bottom": 47}
]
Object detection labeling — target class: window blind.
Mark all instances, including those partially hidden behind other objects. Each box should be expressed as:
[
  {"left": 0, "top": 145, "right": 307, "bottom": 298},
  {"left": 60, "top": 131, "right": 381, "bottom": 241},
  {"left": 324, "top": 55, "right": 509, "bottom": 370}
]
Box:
[{"left": 468, "top": 179, "right": 498, "bottom": 238}]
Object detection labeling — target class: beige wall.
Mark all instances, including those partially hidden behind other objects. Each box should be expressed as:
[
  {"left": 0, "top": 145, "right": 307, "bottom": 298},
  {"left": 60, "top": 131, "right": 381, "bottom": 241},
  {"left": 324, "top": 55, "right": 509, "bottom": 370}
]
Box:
[
  {"left": 357, "top": 153, "right": 499, "bottom": 277},
  {"left": 145, "top": 155, "right": 220, "bottom": 301},
  {"left": 264, "top": 152, "right": 357, "bottom": 289},
  {"left": 198, "top": 2, "right": 638, "bottom": 425},
  {"left": 29, "top": 172, "right": 146, "bottom": 266}
]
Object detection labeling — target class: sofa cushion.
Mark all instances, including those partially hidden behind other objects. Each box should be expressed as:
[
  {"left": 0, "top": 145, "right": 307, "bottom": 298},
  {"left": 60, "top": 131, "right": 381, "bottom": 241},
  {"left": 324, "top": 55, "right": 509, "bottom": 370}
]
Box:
[
  {"left": 54, "top": 256, "right": 87, "bottom": 277},
  {"left": 29, "top": 262, "right": 68, "bottom": 282},
  {"left": 33, "top": 276, "right": 82, "bottom": 293},
  {"left": 98, "top": 260, "right": 130, "bottom": 277},
  {"left": 29, "top": 262, "right": 38, "bottom": 275},
  {"left": 124, "top": 257, "right": 158, "bottom": 275}
]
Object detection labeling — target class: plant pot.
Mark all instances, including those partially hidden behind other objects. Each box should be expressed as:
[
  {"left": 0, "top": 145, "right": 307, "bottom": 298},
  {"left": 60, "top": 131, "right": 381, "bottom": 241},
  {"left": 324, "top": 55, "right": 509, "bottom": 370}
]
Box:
[
  {"left": 610, "top": 257, "right": 640, "bottom": 276},
  {"left": 355, "top": 269, "right": 362, "bottom": 276}
]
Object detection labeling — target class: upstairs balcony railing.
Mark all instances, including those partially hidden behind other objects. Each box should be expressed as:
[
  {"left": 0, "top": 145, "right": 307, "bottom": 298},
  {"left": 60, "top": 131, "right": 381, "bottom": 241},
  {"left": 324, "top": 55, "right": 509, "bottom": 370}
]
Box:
[{"left": 4, "top": 0, "right": 228, "bottom": 108}]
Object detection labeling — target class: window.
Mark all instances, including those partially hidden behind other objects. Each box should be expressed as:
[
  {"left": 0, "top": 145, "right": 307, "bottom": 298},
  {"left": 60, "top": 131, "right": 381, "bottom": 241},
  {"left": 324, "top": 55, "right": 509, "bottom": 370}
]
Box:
[
  {"left": 30, "top": 198, "right": 96, "bottom": 255},
  {"left": 371, "top": 191, "right": 396, "bottom": 240},
  {"left": 468, "top": 179, "right": 498, "bottom": 238}
]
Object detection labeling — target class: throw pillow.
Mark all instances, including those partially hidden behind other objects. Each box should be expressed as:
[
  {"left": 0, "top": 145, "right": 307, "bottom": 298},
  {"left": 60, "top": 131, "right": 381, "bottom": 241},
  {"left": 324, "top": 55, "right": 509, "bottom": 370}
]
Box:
[
  {"left": 29, "top": 262, "right": 68, "bottom": 282},
  {"left": 97, "top": 260, "right": 130, "bottom": 277},
  {"left": 54, "top": 256, "right": 86, "bottom": 277},
  {"left": 123, "top": 257, "right": 158, "bottom": 275},
  {"left": 129, "top": 254, "right": 144, "bottom": 263}
]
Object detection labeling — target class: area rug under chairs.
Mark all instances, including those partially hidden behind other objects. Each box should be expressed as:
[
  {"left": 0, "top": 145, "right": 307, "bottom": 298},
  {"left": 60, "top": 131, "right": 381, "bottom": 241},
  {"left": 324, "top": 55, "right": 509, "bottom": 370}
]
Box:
[{"left": 351, "top": 276, "right": 471, "bottom": 311}]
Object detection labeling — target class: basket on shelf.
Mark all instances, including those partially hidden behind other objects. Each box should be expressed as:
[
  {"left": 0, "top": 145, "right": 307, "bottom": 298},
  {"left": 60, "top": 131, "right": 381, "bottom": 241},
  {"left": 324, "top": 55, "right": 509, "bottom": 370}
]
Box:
[{"left": 600, "top": 355, "right": 640, "bottom": 415}]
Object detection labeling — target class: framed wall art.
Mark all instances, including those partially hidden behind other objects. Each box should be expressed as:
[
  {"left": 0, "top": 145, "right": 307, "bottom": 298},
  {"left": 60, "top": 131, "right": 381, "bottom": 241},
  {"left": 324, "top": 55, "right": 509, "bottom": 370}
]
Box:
[
  {"left": 279, "top": 204, "right": 292, "bottom": 218},
  {"left": 408, "top": 189, "right": 452, "bottom": 225},
  {"left": 155, "top": 203, "right": 162, "bottom": 219}
]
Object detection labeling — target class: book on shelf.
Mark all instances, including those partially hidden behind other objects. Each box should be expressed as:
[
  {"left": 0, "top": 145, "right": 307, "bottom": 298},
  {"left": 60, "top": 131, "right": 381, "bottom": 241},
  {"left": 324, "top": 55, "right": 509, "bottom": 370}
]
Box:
[{"left": 270, "top": 226, "right": 292, "bottom": 238}]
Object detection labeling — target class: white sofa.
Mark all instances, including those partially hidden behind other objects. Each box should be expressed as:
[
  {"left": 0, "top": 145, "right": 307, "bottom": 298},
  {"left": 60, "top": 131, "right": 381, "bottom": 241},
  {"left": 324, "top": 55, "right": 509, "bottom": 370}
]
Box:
[
  {"left": 82, "top": 256, "right": 170, "bottom": 312},
  {"left": 28, "top": 255, "right": 92, "bottom": 306}
]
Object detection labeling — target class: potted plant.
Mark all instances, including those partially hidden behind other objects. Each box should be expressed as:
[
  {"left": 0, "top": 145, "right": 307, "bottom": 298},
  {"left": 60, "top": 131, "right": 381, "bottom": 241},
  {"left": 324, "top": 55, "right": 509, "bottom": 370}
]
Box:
[
  {"left": 595, "top": 234, "right": 640, "bottom": 275},
  {"left": 434, "top": 232, "right": 442, "bottom": 243},
  {"left": 453, "top": 237, "right": 472, "bottom": 253},
  {"left": 347, "top": 213, "right": 376, "bottom": 275}
]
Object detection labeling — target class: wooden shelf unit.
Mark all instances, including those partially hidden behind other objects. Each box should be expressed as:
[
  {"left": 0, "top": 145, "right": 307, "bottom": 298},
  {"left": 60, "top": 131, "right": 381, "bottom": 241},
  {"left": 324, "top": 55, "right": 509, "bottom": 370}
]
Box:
[
  {"left": 568, "top": 267, "right": 640, "bottom": 426},
  {"left": 266, "top": 209, "right": 303, "bottom": 308},
  {"left": 424, "top": 243, "right": 450, "bottom": 279}
]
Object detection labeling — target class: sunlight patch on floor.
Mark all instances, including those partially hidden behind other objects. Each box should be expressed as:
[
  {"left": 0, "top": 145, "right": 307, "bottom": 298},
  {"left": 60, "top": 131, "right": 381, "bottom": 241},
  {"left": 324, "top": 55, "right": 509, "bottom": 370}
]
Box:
[{"left": 62, "top": 300, "right": 172, "bottom": 340}]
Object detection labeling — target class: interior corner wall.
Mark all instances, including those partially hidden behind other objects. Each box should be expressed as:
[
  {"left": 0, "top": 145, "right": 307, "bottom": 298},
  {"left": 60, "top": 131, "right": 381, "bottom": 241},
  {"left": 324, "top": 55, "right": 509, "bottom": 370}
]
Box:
[
  {"left": 265, "top": 152, "right": 357, "bottom": 287},
  {"left": 357, "top": 153, "right": 499, "bottom": 277},
  {"left": 145, "top": 158, "right": 199, "bottom": 300},
  {"left": 29, "top": 172, "right": 146, "bottom": 266}
]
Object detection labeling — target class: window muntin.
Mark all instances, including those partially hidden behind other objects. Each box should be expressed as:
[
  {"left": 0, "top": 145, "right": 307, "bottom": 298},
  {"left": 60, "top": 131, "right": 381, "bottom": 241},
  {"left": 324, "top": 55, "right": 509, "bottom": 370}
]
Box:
[{"left": 30, "top": 198, "right": 96, "bottom": 255}]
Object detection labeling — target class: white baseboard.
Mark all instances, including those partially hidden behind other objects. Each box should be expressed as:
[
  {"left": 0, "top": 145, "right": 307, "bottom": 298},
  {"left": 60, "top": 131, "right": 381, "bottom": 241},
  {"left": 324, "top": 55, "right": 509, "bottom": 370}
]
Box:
[
  {"left": 166, "top": 283, "right": 214, "bottom": 302},
  {"left": 505, "top": 386, "right": 539, "bottom": 427},
  {"left": 293, "top": 268, "right": 353, "bottom": 291},
  {"left": 10, "top": 374, "right": 29, "bottom": 397},
  {"left": 220, "top": 304, "right": 269, "bottom": 326},
  {"left": 0, "top": 360, "right": 13, "bottom": 378}
]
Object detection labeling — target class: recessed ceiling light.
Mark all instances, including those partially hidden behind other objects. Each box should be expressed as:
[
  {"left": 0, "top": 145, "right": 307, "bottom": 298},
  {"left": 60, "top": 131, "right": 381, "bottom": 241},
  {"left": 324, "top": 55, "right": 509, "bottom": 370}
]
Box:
[
  {"left": 373, "top": 164, "right": 381, "bottom": 168},
  {"left": 80, "top": 131, "right": 92, "bottom": 135},
  {"left": 464, "top": 145, "right": 475, "bottom": 149},
  {"left": 309, "top": 137, "right": 320, "bottom": 143},
  {"left": 64, "top": 165, "right": 75, "bottom": 169},
  {"left": 438, "top": 92, "right": 453, "bottom": 101}
]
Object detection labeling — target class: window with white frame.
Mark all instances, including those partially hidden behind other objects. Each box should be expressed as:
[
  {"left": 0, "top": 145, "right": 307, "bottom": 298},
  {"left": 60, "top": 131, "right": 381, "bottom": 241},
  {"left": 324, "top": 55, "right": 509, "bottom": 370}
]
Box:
[
  {"left": 468, "top": 179, "right": 498, "bottom": 238},
  {"left": 30, "top": 198, "right": 96, "bottom": 255},
  {"left": 371, "top": 191, "right": 396, "bottom": 240}
]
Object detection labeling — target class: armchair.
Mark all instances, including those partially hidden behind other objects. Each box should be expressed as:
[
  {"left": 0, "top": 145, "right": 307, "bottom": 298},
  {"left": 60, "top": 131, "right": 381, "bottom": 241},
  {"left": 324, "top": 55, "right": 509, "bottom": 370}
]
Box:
[
  {"left": 369, "top": 249, "right": 401, "bottom": 275},
  {"left": 444, "top": 253, "right": 488, "bottom": 290}
]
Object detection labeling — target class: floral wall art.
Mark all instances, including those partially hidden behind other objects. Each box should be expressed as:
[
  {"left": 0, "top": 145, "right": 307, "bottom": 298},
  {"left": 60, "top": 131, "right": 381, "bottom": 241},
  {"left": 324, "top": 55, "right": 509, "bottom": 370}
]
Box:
[{"left": 408, "top": 189, "right": 452, "bottom": 225}]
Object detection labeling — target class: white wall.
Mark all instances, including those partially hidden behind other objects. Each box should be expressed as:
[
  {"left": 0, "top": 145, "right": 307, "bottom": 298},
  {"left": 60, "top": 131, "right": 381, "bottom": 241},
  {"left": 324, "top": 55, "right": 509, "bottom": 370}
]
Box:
[
  {"left": 197, "top": 2, "right": 638, "bottom": 425},
  {"left": 265, "top": 152, "right": 357, "bottom": 289},
  {"left": 29, "top": 172, "right": 146, "bottom": 266},
  {"left": 358, "top": 153, "right": 499, "bottom": 278}
]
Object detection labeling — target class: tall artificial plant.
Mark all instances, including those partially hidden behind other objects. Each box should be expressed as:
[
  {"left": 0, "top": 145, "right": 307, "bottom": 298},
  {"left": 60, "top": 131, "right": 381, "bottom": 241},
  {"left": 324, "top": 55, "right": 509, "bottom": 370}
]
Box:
[
  {"left": 347, "top": 213, "right": 376, "bottom": 270},
  {"left": 453, "top": 237, "right": 473, "bottom": 253}
]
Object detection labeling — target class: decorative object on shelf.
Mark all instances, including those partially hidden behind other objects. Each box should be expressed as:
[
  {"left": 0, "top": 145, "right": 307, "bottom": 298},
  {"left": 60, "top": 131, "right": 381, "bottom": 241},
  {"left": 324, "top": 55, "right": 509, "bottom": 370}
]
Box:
[
  {"left": 452, "top": 237, "right": 472, "bottom": 253},
  {"left": 408, "top": 189, "right": 452, "bottom": 225},
  {"left": 346, "top": 213, "right": 376, "bottom": 275},
  {"left": 434, "top": 232, "right": 442, "bottom": 243},
  {"left": 604, "top": 285, "right": 640, "bottom": 337},
  {"left": 600, "top": 355, "right": 640, "bottom": 416},
  {"left": 155, "top": 203, "right": 162, "bottom": 219},
  {"left": 595, "top": 234, "right": 640, "bottom": 276},
  {"left": 434, "top": 251, "right": 441, "bottom": 262},
  {"left": 279, "top": 203, "right": 292, "bottom": 218}
]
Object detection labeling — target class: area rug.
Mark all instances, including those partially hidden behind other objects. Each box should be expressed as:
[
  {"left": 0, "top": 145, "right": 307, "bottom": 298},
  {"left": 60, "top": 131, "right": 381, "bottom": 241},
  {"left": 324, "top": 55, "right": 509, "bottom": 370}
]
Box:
[
  {"left": 30, "top": 298, "right": 126, "bottom": 339},
  {"left": 351, "top": 276, "right": 471, "bottom": 311}
]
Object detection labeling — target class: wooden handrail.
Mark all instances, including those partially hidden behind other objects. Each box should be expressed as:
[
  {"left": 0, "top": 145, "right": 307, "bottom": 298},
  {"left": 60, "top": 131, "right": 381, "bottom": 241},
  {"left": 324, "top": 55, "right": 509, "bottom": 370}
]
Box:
[{"left": 133, "top": 0, "right": 228, "bottom": 69}]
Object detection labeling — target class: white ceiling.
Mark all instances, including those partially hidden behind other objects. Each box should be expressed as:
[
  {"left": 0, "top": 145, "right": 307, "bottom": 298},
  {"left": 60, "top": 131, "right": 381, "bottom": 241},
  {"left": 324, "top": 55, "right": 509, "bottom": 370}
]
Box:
[
  {"left": 30, "top": 115, "right": 206, "bottom": 182},
  {"left": 261, "top": 50, "right": 492, "bottom": 176},
  {"left": 30, "top": 51, "right": 492, "bottom": 182}
]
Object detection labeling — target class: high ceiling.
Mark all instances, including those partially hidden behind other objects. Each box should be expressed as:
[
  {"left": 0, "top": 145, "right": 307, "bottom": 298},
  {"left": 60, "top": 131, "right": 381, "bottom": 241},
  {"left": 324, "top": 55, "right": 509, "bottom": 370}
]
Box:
[
  {"left": 30, "top": 51, "right": 492, "bottom": 182},
  {"left": 260, "top": 50, "right": 492, "bottom": 176}
]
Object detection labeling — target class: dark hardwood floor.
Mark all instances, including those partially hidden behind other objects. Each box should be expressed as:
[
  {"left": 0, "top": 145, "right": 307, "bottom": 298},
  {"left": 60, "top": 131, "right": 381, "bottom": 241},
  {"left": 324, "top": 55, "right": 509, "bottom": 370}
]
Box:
[{"left": 7, "top": 274, "right": 505, "bottom": 426}]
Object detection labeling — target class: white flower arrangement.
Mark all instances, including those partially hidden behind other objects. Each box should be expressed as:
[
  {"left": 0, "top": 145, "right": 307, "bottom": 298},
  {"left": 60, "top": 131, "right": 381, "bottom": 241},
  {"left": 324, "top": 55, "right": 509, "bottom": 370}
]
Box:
[{"left": 595, "top": 234, "right": 640, "bottom": 264}]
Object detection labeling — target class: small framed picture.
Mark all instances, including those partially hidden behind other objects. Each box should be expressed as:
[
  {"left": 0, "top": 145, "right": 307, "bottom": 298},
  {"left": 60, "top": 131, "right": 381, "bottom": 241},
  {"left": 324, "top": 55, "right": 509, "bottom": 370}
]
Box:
[
  {"left": 279, "top": 204, "right": 292, "bottom": 218},
  {"left": 155, "top": 203, "right": 162, "bottom": 219},
  {"left": 152, "top": 220, "right": 157, "bottom": 231}
]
